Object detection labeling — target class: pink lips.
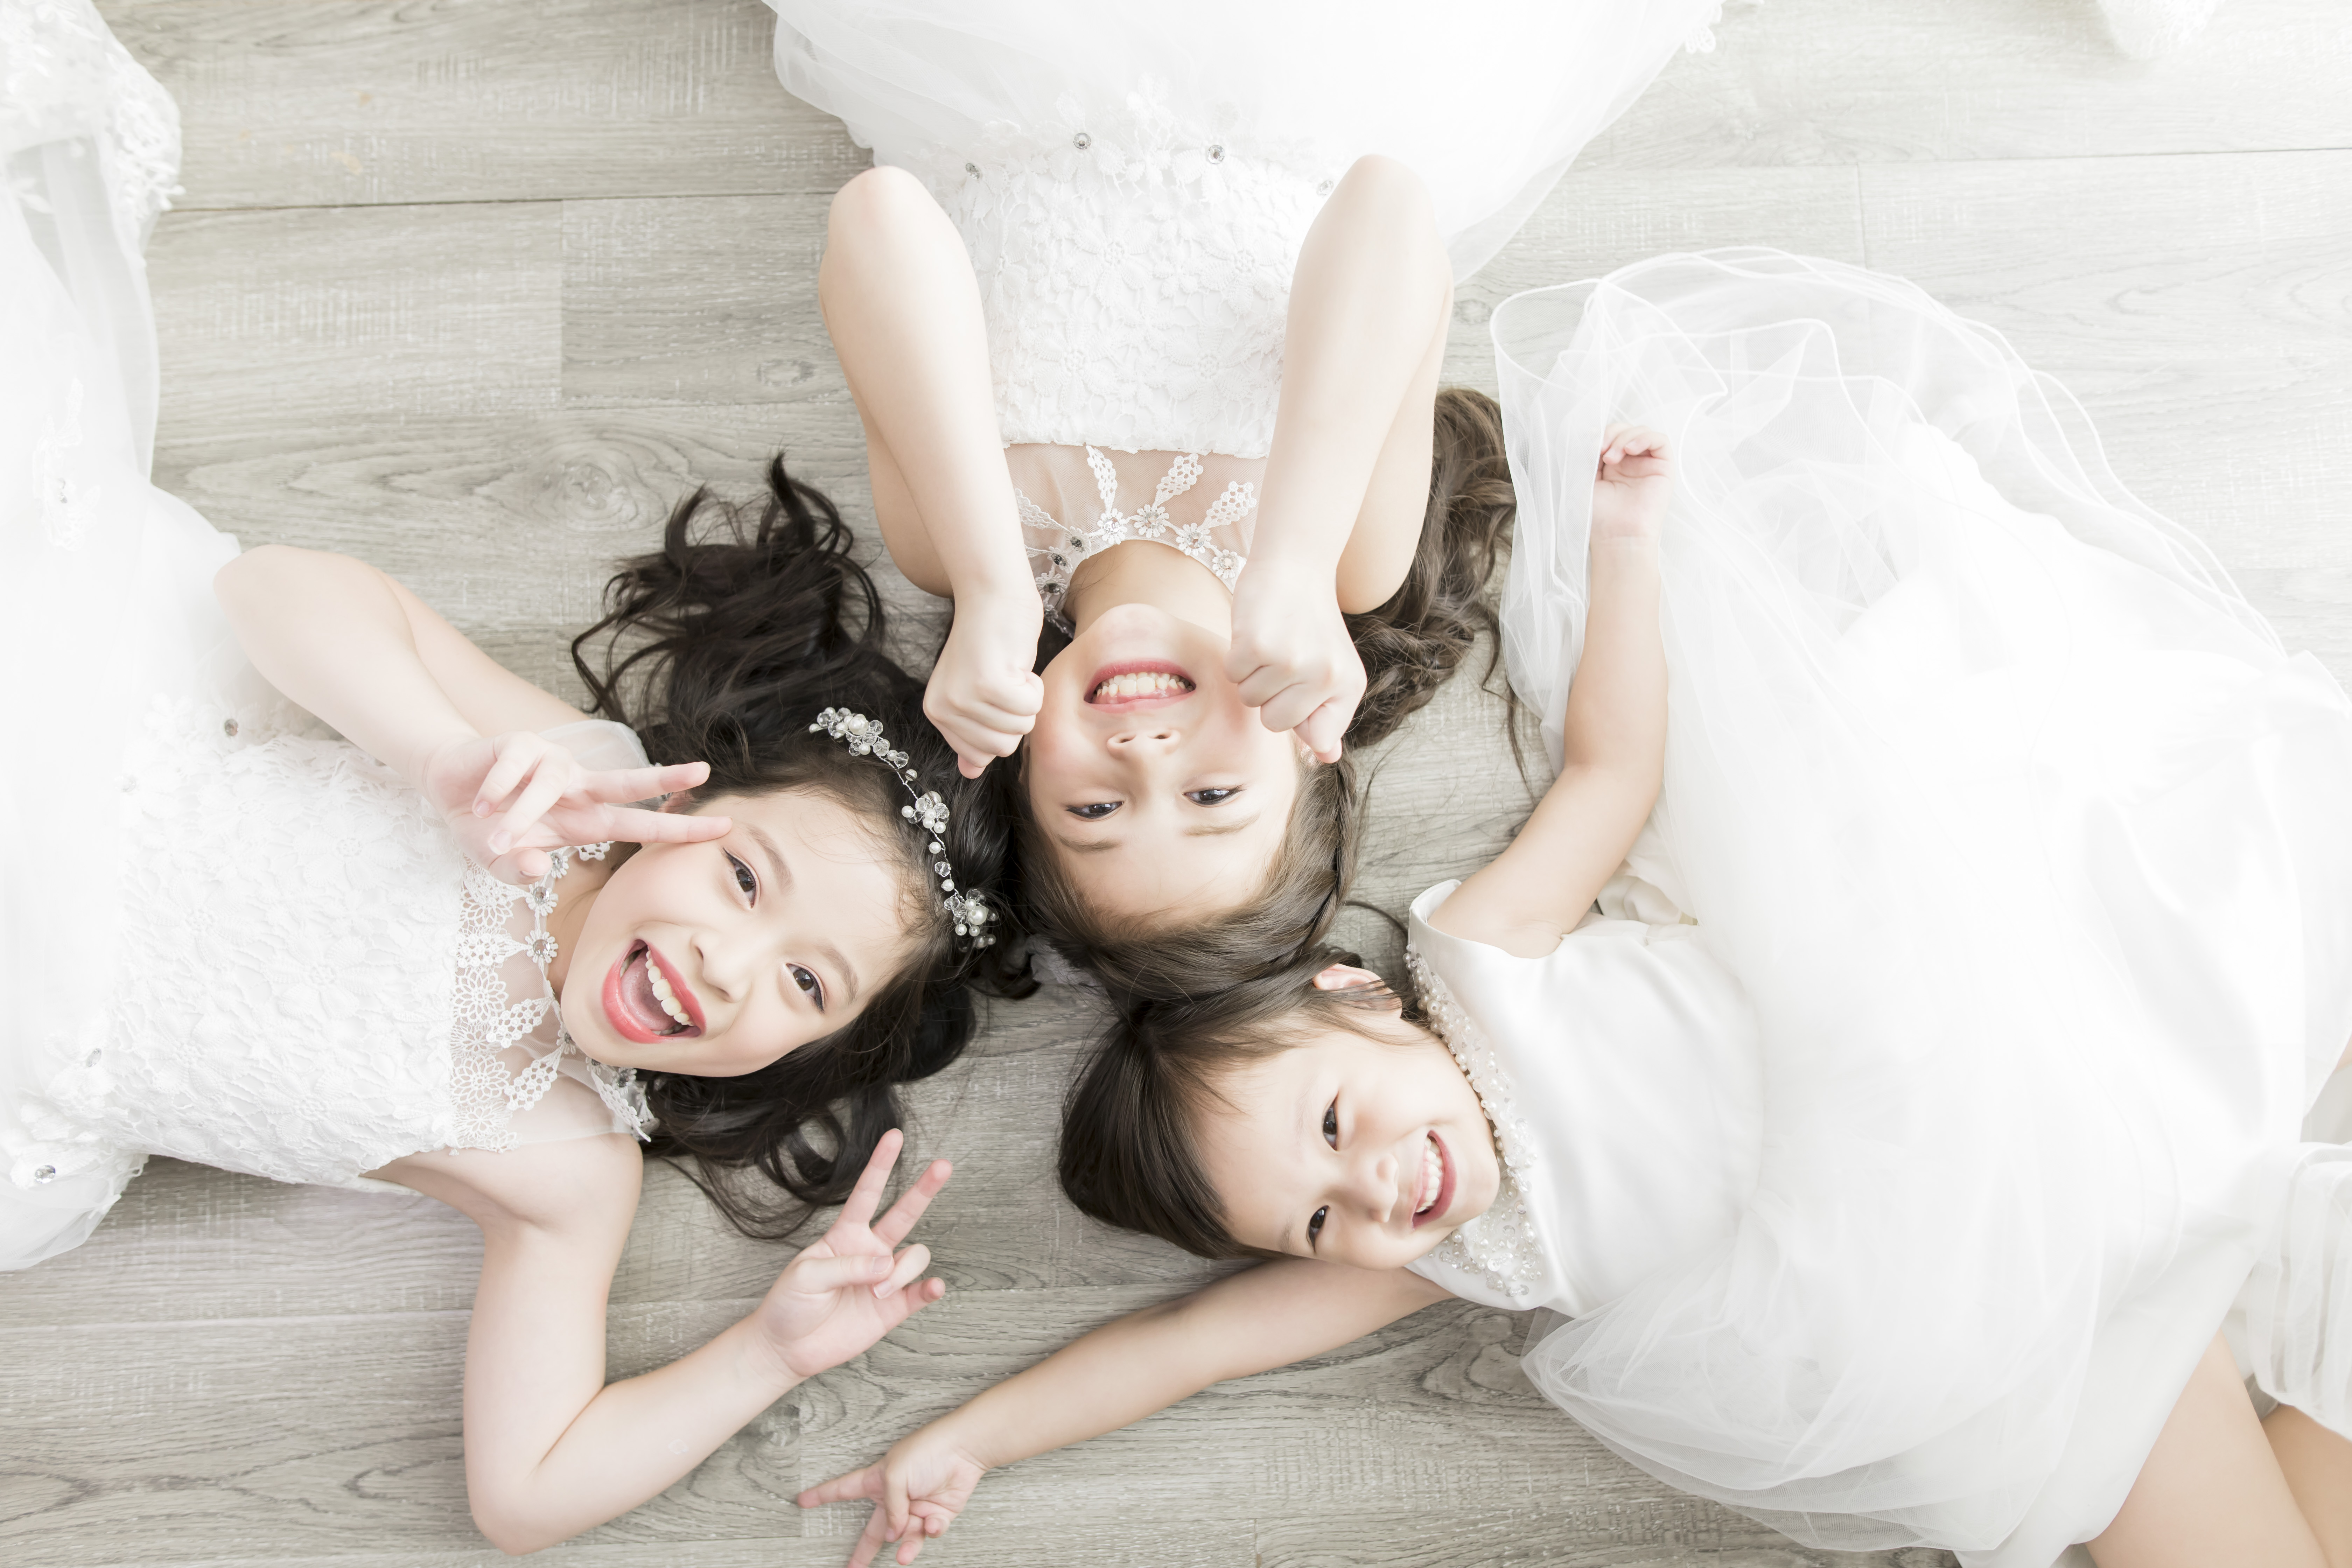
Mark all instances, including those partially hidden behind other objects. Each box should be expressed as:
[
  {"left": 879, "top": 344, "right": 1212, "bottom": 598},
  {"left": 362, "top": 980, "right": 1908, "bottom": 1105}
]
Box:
[
  {"left": 1412, "top": 1133, "right": 1456, "bottom": 1229},
  {"left": 601, "top": 940, "right": 705, "bottom": 1044},
  {"left": 1085, "top": 659, "right": 1196, "bottom": 712}
]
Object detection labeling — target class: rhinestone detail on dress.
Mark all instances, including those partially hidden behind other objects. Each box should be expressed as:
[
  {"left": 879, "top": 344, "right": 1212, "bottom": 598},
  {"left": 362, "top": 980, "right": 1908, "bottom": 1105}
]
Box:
[{"left": 1019, "top": 446, "right": 1255, "bottom": 633}]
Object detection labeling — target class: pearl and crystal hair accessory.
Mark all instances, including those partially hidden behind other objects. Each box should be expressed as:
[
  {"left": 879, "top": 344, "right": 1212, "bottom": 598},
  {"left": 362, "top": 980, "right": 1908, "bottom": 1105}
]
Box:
[{"left": 809, "top": 707, "right": 997, "bottom": 950}]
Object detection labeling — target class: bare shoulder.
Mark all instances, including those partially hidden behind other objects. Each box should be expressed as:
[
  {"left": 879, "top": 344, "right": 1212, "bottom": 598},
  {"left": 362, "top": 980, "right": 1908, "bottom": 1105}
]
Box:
[{"left": 374, "top": 1132, "right": 644, "bottom": 1238}]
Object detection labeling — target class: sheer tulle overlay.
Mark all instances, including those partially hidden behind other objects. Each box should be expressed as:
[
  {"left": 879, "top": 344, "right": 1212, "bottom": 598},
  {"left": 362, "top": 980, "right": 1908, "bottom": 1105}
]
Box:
[
  {"left": 1, "top": 1, "right": 646, "bottom": 1272},
  {"left": 1485, "top": 250, "right": 2352, "bottom": 1563},
  {"left": 761, "top": 0, "right": 1722, "bottom": 456}
]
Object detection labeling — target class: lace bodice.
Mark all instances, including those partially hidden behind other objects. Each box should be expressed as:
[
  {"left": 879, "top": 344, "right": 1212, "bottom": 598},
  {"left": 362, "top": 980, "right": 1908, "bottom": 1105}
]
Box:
[
  {"left": 6, "top": 698, "right": 646, "bottom": 1196},
  {"left": 1018, "top": 445, "right": 1258, "bottom": 631},
  {"left": 903, "top": 88, "right": 1337, "bottom": 460}
]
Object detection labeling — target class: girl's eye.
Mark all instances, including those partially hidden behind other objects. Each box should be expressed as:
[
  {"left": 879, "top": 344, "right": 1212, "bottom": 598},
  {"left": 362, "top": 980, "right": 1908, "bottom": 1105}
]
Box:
[
  {"left": 727, "top": 852, "right": 757, "bottom": 900},
  {"left": 1307, "top": 1206, "right": 1328, "bottom": 1247},
  {"left": 1323, "top": 1101, "right": 1338, "bottom": 1148},
  {"left": 1185, "top": 788, "right": 1239, "bottom": 806},
  {"left": 1068, "top": 802, "right": 1120, "bottom": 821},
  {"left": 789, "top": 965, "right": 824, "bottom": 1006}
]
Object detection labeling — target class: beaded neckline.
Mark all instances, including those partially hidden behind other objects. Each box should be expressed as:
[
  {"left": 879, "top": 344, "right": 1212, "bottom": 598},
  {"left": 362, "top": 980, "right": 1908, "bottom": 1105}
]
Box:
[
  {"left": 447, "top": 844, "right": 650, "bottom": 1149},
  {"left": 1406, "top": 940, "right": 1548, "bottom": 1304},
  {"left": 1020, "top": 446, "right": 1256, "bottom": 634}
]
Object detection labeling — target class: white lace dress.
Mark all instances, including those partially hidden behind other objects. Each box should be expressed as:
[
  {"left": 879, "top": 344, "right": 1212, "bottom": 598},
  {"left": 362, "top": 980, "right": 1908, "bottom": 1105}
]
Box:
[
  {"left": 1405, "top": 251, "right": 2352, "bottom": 1567},
  {"left": 760, "top": 0, "right": 1726, "bottom": 600},
  {"left": 0, "top": 0, "right": 646, "bottom": 1272}
]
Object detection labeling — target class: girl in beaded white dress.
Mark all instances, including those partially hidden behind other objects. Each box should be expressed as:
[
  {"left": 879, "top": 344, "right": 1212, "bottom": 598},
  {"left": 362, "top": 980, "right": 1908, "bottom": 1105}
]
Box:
[
  {"left": 3, "top": 2, "right": 1018, "bottom": 1549},
  {"left": 767, "top": 0, "right": 1723, "bottom": 986},
  {"left": 795, "top": 254, "right": 2352, "bottom": 1568}
]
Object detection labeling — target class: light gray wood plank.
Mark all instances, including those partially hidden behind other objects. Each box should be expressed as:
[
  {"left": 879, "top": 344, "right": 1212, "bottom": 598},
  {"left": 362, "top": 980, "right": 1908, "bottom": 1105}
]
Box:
[
  {"left": 147, "top": 202, "right": 563, "bottom": 434},
  {"left": 1592, "top": 0, "right": 2352, "bottom": 172},
  {"left": 562, "top": 194, "right": 835, "bottom": 406},
  {"left": 97, "top": 0, "right": 866, "bottom": 211}
]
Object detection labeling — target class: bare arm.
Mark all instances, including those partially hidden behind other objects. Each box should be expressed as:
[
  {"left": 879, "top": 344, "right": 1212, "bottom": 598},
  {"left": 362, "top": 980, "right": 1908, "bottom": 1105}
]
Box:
[
  {"left": 817, "top": 166, "right": 1043, "bottom": 778},
  {"left": 1431, "top": 428, "right": 1671, "bottom": 959},
  {"left": 802, "top": 1259, "right": 1450, "bottom": 1566},
  {"left": 1227, "top": 154, "right": 1455, "bottom": 761},
  {"left": 383, "top": 1131, "right": 951, "bottom": 1555},
  {"left": 213, "top": 544, "right": 722, "bottom": 881}
]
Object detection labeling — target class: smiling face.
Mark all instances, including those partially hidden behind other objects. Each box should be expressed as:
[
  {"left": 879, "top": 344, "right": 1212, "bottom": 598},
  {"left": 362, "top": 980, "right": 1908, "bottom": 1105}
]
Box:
[
  {"left": 555, "top": 788, "right": 918, "bottom": 1078},
  {"left": 1025, "top": 601, "right": 1307, "bottom": 924},
  {"left": 1194, "top": 1004, "right": 1502, "bottom": 1269}
]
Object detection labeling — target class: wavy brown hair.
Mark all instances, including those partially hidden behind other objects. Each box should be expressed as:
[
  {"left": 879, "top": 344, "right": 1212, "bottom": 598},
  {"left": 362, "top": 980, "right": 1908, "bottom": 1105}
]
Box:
[
  {"left": 572, "top": 454, "right": 1032, "bottom": 1239},
  {"left": 1007, "top": 386, "right": 1516, "bottom": 999}
]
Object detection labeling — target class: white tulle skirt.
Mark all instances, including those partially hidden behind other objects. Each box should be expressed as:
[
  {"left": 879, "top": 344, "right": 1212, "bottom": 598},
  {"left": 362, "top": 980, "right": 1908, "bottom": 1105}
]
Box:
[
  {"left": 1493, "top": 250, "right": 2352, "bottom": 1565},
  {"left": 762, "top": 0, "right": 1723, "bottom": 280}
]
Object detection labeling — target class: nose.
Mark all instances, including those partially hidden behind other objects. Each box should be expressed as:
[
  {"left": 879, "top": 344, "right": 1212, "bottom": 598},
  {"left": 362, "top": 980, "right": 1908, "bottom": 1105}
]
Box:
[
  {"left": 1104, "top": 723, "right": 1179, "bottom": 752},
  {"left": 1351, "top": 1149, "right": 1404, "bottom": 1225},
  {"left": 691, "top": 926, "right": 750, "bottom": 1002}
]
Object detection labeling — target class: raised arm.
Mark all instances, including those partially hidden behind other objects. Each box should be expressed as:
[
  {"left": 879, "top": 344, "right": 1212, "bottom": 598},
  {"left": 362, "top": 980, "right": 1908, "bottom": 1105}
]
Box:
[
  {"left": 214, "top": 544, "right": 722, "bottom": 880},
  {"left": 1430, "top": 426, "right": 1670, "bottom": 958},
  {"left": 383, "top": 1130, "right": 952, "bottom": 1555},
  {"left": 803, "top": 1259, "right": 1450, "bottom": 1567}
]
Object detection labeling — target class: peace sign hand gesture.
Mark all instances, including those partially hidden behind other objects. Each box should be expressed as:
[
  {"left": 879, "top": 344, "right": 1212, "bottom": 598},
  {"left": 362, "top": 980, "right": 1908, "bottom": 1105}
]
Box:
[
  {"left": 420, "top": 730, "right": 731, "bottom": 885},
  {"left": 757, "top": 1129, "right": 953, "bottom": 1383}
]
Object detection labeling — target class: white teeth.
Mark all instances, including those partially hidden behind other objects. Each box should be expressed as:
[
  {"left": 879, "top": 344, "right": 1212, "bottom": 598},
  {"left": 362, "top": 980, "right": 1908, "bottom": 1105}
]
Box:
[
  {"left": 646, "top": 954, "right": 691, "bottom": 1027},
  {"left": 1091, "top": 671, "right": 1194, "bottom": 702},
  {"left": 1417, "top": 1136, "right": 1441, "bottom": 1214}
]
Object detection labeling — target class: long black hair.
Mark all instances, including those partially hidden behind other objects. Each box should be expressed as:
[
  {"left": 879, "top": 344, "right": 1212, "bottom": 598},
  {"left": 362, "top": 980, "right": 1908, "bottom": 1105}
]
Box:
[{"left": 572, "top": 454, "right": 1031, "bottom": 1238}]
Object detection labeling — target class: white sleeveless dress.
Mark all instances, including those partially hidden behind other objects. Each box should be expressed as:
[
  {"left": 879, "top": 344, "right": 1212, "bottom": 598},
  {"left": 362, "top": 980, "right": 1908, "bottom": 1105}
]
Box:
[
  {"left": 760, "top": 0, "right": 1726, "bottom": 607},
  {"left": 0, "top": 1, "right": 647, "bottom": 1273},
  {"left": 1405, "top": 251, "right": 2352, "bottom": 1567}
]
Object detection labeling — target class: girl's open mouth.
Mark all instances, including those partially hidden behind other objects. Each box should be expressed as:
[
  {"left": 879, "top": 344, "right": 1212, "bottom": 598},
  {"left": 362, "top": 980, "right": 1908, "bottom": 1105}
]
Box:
[
  {"left": 1087, "top": 660, "right": 1196, "bottom": 709},
  {"left": 1411, "top": 1131, "right": 1456, "bottom": 1228},
  {"left": 602, "top": 940, "right": 705, "bottom": 1043}
]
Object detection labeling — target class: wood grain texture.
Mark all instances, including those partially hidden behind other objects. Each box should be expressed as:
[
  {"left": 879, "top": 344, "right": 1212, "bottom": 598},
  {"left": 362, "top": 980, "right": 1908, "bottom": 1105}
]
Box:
[{"left": 14, "top": 0, "right": 2350, "bottom": 1564}]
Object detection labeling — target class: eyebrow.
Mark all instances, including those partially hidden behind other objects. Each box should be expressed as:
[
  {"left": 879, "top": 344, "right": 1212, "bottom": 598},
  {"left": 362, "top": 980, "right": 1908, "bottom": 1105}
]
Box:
[
  {"left": 747, "top": 823, "right": 862, "bottom": 1003},
  {"left": 1054, "top": 811, "right": 1263, "bottom": 854},
  {"left": 746, "top": 823, "right": 792, "bottom": 892}
]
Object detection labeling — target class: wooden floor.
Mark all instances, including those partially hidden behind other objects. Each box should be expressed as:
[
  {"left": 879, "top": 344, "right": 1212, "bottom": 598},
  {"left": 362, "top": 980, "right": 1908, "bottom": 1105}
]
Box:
[{"left": 6, "top": 1, "right": 2350, "bottom": 1564}]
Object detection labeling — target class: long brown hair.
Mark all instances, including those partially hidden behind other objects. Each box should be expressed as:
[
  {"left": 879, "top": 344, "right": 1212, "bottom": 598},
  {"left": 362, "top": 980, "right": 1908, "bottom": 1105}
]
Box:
[
  {"left": 573, "top": 454, "right": 1032, "bottom": 1239},
  {"left": 1010, "top": 386, "right": 1516, "bottom": 998},
  {"left": 1058, "top": 951, "right": 1421, "bottom": 1258}
]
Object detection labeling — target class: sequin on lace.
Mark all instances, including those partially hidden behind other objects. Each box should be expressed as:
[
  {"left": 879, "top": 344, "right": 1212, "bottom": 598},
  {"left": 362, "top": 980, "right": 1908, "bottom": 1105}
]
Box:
[
  {"left": 1020, "top": 446, "right": 1256, "bottom": 632},
  {"left": 1407, "top": 940, "right": 1546, "bottom": 1303}
]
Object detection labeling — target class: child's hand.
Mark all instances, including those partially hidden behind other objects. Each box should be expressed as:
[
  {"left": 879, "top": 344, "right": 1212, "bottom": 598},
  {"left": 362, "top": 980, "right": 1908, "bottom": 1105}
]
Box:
[
  {"left": 1590, "top": 424, "right": 1672, "bottom": 545},
  {"left": 926, "top": 596, "right": 1044, "bottom": 779},
  {"left": 800, "top": 1418, "right": 989, "bottom": 1567},
  {"left": 1226, "top": 560, "right": 1366, "bottom": 763},
  {"left": 421, "top": 732, "right": 728, "bottom": 884},
  {"left": 759, "top": 1129, "right": 952, "bottom": 1382}
]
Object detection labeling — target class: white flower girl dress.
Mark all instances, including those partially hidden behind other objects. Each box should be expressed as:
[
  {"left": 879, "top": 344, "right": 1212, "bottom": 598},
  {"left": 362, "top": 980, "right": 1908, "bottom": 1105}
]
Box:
[
  {"left": 759, "top": 0, "right": 1725, "bottom": 611},
  {"left": 1, "top": 0, "right": 648, "bottom": 1273},
  {"left": 1405, "top": 250, "right": 2352, "bottom": 1566}
]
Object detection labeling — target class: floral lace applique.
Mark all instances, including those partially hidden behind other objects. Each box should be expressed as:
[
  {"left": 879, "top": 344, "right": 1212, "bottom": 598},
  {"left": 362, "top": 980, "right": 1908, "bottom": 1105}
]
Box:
[
  {"left": 907, "top": 79, "right": 1338, "bottom": 460},
  {"left": 1408, "top": 940, "right": 1548, "bottom": 1304},
  {"left": 1019, "top": 446, "right": 1255, "bottom": 632},
  {"left": 448, "top": 847, "right": 650, "bottom": 1153}
]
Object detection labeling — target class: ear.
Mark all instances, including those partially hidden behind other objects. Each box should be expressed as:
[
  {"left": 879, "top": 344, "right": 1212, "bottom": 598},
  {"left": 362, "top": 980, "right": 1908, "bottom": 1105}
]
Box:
[
  {"left": 1312, "top": 963, "right": 1392, "bottom": 997},
  {"left": 658, "top": 788, "right": 696, "bottom": 813}
]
